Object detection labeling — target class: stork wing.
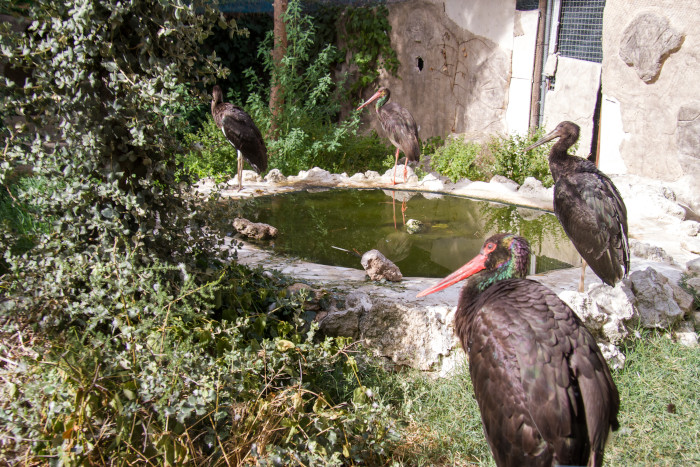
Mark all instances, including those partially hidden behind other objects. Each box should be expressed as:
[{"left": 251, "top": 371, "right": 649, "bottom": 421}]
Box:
[
  {"left": 554, "top": 168, "right": 629, "bottom": 284},
  {"left": 380, "top": 102, "right": 420, "bottom": 162},
  {"left": 219, "top": 104, "right": 268, "bottom": 173}
]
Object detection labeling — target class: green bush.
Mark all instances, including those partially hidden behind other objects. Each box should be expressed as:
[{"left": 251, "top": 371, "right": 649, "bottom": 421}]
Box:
[
  {"left": 242, "top": 0, "right": 394, "bottom": 176},
  {"left": 427, "top": 129, "right": 557, "bottom": 187},
  {"left": 486, "top": 128, "right": 554, "bottom": 187},
  {"left": 178, "top": 115, "right": 240, "bottom": 183},
  {"left": 429, "top": 136, "right": 486, "bottom": 183},
  {"left": 0, "top": 0, "right": 400, "bottom": 463}
]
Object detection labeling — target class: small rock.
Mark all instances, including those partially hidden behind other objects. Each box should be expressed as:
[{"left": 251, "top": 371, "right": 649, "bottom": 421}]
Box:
[
  {"left": 597, "top": 342, "right": 626, "bottom": 370},
  {"left": 419, "top": 173, "right": 445, "bottom": 191},
  {"left": 361, "top": 250, "right": 403, "bottom": 282},
  {"left": 233, "top": 218, "right": 278, "bottom": 240},
  {"left": 518, "top": 177, "right": 553, "bottom": 199},
  {"left": 681, "top": 237, "right": 700, "bottom": 255},
  {"left": 382, "top": 165, "right": 418, "bottom": 184},
  {"left": 685, "top": 276, "right": 700, "bottom": 294},
  {"left": 559, "top": 283, "right": 636, "bottom": 344},
  {"left": 406, "top": 219, "right": 426, "bottom": 234},
  {"left": 674, "top": 321, "right": 698, "bottom": 348},
  {"left": 681, "top": 220, "right": 700, "bottom": 237},
  {"left": 629, "top": 240, "right": 675, "bottom": 264},
  {"left": 489, "top": 175, "right": 519, "bottom": 191},
  {"left": 265, "top": 169, "right": 286, "bottom": 183},
  {"left": 687, "top": 257, "right": 700, "bottom": 273}
]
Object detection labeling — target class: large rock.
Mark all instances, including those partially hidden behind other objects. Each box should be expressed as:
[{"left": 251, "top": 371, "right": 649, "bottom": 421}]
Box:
[
  {"left": 627, "top": 267, "right": 692, "bottom": 328},
  {"left": 559, "top": 283, "right": 636, "bottom": 344},
  {"left": 619, "top": 12, "right": 683, "bottom": 84},
  {"left": 361, "top": 250, "right": 403, "bottom": 282},
  {"left": 317, "top": 289, "right": 460, "bottom": 374}
]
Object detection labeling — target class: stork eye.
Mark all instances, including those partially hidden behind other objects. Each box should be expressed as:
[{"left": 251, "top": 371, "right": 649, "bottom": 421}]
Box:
[{"left": 484, "top": 242, "right": 497, "bottom": 253}]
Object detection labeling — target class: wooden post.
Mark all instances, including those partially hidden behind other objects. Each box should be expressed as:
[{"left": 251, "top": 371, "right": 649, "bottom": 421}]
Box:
[
  {"left": 270, "top": 0, "right": 288, "bottom": 135},
  {"left": 529, "top": 0, "right": 548, "bottom": 130}
]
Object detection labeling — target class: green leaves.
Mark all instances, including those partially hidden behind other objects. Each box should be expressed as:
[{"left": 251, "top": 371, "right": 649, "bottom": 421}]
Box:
[{"left": 341, "top": 5, "right": 400, "bottom": 96}]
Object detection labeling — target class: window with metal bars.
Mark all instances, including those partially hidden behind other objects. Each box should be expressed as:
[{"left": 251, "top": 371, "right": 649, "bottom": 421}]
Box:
[{"left": 557, "top": 0, "right": 606, "bottom": 63}]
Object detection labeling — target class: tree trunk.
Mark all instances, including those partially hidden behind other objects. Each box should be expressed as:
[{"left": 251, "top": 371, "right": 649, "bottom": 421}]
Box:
[{"left": 270, "top": 0, "right": 288, "bottom": 135}]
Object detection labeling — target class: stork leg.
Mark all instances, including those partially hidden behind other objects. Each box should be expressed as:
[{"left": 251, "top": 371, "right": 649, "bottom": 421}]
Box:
[
  {"left": 579, "top": 259, "right": 588, "bottom": 293},
  {"left": 392, "top": 147, "right": 400, "bottom": 185},
  {"left": 404, "top": 163, "right": 408, "bottom": 183},
  {"left": 237, "top": 150, "right": 243, "bottom": 191}
]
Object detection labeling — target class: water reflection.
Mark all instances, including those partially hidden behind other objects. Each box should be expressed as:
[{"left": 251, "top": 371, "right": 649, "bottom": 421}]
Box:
[{"left": 230, "top": 189, "right": 577, "bottom": 278}]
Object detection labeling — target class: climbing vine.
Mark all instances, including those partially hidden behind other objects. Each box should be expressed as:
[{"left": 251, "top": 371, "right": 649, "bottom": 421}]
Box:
[{"left": 340, "top": 4, "right": 400, "bottom": 97}]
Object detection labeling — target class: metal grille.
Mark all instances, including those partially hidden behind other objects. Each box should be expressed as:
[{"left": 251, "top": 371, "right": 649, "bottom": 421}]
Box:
[
  {"left": 516, "top": 0, "right": 540, "bottom": 11},
  {"left": 557, "top": 0, "right": 606, "bottom": 63}
]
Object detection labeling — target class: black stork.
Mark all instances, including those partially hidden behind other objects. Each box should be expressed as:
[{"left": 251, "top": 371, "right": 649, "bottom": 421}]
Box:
[
  {"left": 525, "top": 121, "right": 629, "bottom": 292},
  {"left": 417, "top": 233, "right": 620, "bottom": 467},
  {"left": 211, "top": 85, "right": 268, "bottom": 190},
  {"left": 357, "top": 87, "right": 420, "bottom": 185}
]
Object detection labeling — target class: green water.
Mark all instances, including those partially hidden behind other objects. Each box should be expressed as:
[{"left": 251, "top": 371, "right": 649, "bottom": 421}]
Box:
[{"left": 231, "top": 189, "right": 578, "bottom": 278}]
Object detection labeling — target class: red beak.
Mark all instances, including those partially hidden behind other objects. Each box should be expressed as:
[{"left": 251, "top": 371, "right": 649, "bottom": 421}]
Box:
[
  {"left": 416, "top": 253, "right": 488, "bottom": 297},
  {"left": 357, "top": 89, "right": 383, "bottom": 111}
]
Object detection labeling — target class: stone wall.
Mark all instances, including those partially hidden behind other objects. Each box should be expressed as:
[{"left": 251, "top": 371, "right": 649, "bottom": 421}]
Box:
[
  {"left": 364, "top": 0, "right": 514, "bottom": 140},
  {"left": 600, "top": 0, "right": 700, "bottom": 209}
]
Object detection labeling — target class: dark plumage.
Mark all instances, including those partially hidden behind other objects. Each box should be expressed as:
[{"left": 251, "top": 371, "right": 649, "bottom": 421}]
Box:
[
  {"left": 525, "top": 121, "right": 629, "bottom": 291},
  {"left": 211, "top": 85, "right": 267, "bottom": 190},
  {"left": 417, "top": 233, "right": 620, "bottom": 467},
  {"left": 357, "top": 87, "right": 420, "bottom": 185}
]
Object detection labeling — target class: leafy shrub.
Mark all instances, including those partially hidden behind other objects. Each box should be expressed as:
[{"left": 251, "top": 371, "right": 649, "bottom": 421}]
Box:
[
  {"left": 178, "top": 115, "right": 240, "bottom": 183},
  {"left": 0, "top": 245, "right": 399, "bottom": 464},
  {"left": 241, "top": 0, "right": 394, "bottom": 176},
  {"left": 486, "top": 128, "right": 554, "bottom": 187},
  {"left": 429, "top": 136, "right": 486, "bottom": 183},
  {"left": 0, "top": 1, "right": 401, "bottom": 463},
  {"left": 427, "top": 129, "right": 558, "bottom": 187}
]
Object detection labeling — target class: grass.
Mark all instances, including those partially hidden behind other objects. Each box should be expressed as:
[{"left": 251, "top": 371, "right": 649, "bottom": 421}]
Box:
[
  {"left": 606, "top": 331, "right": 700, "bottom": 465},
  {"left": 359, "top": 331, "right": 700, "bottom": 466}
]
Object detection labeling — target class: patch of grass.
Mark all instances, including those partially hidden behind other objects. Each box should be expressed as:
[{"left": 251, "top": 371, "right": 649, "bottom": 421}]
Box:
[{"left": 606, "top": 331, "right": 700, "bottom": 465}]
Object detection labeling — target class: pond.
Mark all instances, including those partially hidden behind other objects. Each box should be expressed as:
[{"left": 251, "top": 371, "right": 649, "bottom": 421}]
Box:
[{"left": 231, "top": 188, "right": 580, "bottom": 278}]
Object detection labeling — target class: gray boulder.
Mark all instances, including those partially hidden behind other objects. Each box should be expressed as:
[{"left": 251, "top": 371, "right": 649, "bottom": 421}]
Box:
[{"left": 627, "top": 267, "right": 693, "bottom": 328}]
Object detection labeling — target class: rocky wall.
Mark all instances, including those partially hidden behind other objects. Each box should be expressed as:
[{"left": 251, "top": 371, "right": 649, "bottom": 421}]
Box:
[
  {"left": 601, "top": 0, "right": 700, "bottom": 209},
  {"left": 363, "top": 0, "right": 513, "bottom": 141}
]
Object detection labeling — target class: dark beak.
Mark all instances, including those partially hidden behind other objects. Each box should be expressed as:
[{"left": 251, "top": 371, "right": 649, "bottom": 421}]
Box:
[{"left": 523, "top": 127, "right": 563, "bottom": 152}]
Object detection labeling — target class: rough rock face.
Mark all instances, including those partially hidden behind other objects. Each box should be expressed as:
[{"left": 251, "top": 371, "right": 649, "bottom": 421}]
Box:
[
  {"left": 677, "top": 102, "right": 700, "bottom": 161},
  {"left": 317, "top": 290, "right": 460, "bottom": 374},
  {"left": 627, "top": 267, "right": 693, "bottom": 328},
  {"left": 360, "top": 250, "right": 403, "bottom": 282},
  {"left": 619, "top": 12, "right": 683, "bottom": 83},
  {"left": 559, "top": 284, "right": 636, "bottom": 344},
  {"left": 232, "top": 218, "right": 278, "bottom": 240}
]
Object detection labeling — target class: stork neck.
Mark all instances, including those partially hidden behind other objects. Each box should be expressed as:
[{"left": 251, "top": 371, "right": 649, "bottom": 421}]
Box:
[{"left": 375, "top": 94, "right": 389, "bottom": 112}]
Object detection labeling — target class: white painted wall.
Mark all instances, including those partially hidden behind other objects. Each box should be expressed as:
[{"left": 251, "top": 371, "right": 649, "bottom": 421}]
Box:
[
  {"left": 439, "top": 0, "right": 517, "bottom": 51},
  {"left": 598, "top": 95, "right": 629, "bottom": 175},
  {"left": 506, "top": 9, "right": 539, "bottom": 135}
]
